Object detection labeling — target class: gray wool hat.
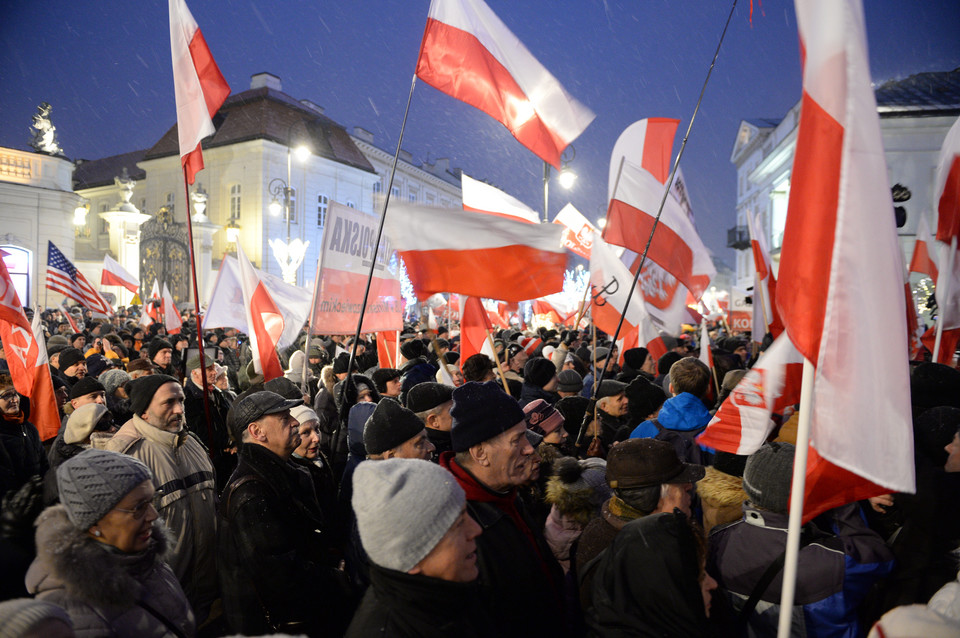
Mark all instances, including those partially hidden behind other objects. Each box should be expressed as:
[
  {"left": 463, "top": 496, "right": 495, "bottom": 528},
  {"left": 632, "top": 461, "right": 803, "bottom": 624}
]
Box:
[
  {"left": 352, "top": 458, "right": 465, "bottom": 572},
  {"left": 99, "top": 368, "right": 131, "bottom": 396},
  {"left": 557, "top": 369, "right": 583, "bottom": 393},
  {"left": 743, "top": 442, "right": 795, "bottom": 514},
  {"left": 56, "top": 448, "right": 153, "bottom": 530}
]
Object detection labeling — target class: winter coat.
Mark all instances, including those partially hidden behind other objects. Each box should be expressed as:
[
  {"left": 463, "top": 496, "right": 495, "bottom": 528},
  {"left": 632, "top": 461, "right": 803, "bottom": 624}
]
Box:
[
  {"left": 696, "top": 465, "right": 748, "bottom": 535},
  {"left": 519, "top": 382, "right": 559, "bottom": 408},
  {"left": 43, "top": 433, "right": 84, "bottom": 505},
  {"left": 0, "top": 415, "right": 47, "bottom": 503},
  {"left": 439, "top": 452, "right": 568, "bottom": 638},
  {"left": 709, "top": 502, "right": 894, "bottom": 638},
  {"left": 544, "top": 506, "right": 586, "bottom": 573},
  {"left": 26, "top": 505, "right": 196, "bottom": 638},
  {"left": 345, "top": 563, "right": 494, "bottom": 638},
  {"left": 596, "top": 408, "right": 630, "bottom": 452},
  {"left": 574, "top": 496, "right": 644, "bottom": 611},
  {"left": 399, "top": 358, "right": 439, "bottom": 404},
  {"left": 629, "top": 392, "right": 712, "bottom": 464},
  {"left": 588, "top": 512, "right": 713, "bottom": 637},
  {"left": 182, "top": 378, "right": 235, "bottom": 492},
  {"left": 313, "top": 365, "right": 339, "bottom": 458},
  {"left": 218, "top": 442, "right": 354, "bottom": 636},
  {"left": 104, "top": 415, "right": 218, "bottom": 617}
]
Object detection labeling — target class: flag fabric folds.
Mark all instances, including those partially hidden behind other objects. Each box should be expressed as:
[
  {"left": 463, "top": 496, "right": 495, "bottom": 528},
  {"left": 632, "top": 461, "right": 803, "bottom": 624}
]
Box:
[
  {"left": 383, "top": 203, "right": 567, "bottom": 302},
  {"left": 607, "top": 118, "right": 680, "bottom": 201},
  {"left": 59, "top": 306, "right": 80, "bottom": 333},
  {"left": 459, "top": 296, "right": 496, "bottom": 364},
  {"left": 101, "top": 254, "right": 140, "bottom": 295},
  {"left": 416, "top": 0, "right": 595, "bottom": 168},
  {"left": 909, "top": 215, "right": 939, "bottom": 282},
  {"left": 553, "top": 204, "right": 597, "bottom": 259},
  {"left": 777, "top": 0, "right": 915, "bottom": 519},
  {"left": 161, "top": 283, "right": 182, "bottom": 335},
  {"left": 461, "top": 173, "right": 539, "bottom": 224},
  {"left": 235, "top": 244, "right": 284, "bottom": 381},
  {"left": 45, "top": 242, "right": 113, "bottom": 316},
  {"left": 934, "top": 116, "right": 960, "bottom": 243},
  {"left": 746, "top": 210, "right": 783, "bottom": 338},
  {"left": 0, "top": 258, "right": 59, "bottom": 440},
  {"left": 168, "top": 0, "right": 230, "bottom": 184}
]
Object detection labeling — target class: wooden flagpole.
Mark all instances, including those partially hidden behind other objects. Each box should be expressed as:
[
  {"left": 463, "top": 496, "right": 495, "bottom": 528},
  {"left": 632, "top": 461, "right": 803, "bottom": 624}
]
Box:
[{"left": 486, "top": 330, "right": 512, "bottom": 397}]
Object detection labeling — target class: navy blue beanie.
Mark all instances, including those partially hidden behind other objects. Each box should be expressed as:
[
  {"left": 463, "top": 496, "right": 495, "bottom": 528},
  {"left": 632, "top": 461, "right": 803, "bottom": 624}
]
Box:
[{"left": 450, "top": 380, "right": 525, "bottom": 452}]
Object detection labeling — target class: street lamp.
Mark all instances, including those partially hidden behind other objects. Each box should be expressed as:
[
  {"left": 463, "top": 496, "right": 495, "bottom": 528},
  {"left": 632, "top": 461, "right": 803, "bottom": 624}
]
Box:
[
  {"left": 268, "top": 143, "right": 311, "bottom": 285},
  {"left": 542, "top": 146, "right": 577, "bottom": 223}
]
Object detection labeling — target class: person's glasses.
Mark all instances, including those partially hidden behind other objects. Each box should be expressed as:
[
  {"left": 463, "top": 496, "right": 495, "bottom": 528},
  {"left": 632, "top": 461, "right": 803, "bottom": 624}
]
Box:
[
  {"left": 113, "top": 500, "right": 155, "bottom": 520},
  {"left": 0, "top": 391, "right": 18, "bottom": 401}
]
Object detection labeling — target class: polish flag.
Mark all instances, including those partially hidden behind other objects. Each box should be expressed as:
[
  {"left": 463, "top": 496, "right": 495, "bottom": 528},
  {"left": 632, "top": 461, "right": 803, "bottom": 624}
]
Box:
[
  {"left": 462, "top": 173, "right": 539, "bottom": 224},
  {"left": 142, "top": 279, "right": 161, "bottom": 326},
  {"left": 607, "top": 118, "right": 680, "bottom": 201},
  {"left": 909, "top": 215, "right": 939, "bottom": 282},
  {"left": 383, "top": 203, "right": 567, "bottom": 302},
  {"left": 487, "top": 308, "right": 508, "bottom": 329},
  {"left": 532, "top": 300, "right": 563, "bottom": 325},
  {"left": 59, "top": 306, "right": 80, "bottom": 333},
  {"left": 746, "top": 210, "right": 783, "bottom": 338},
  {"left": 161, "top": 283, "right": 182, "bottom": 335},
  {"left": 933, "top": 117, "right": 960, "bottom": 344},
  {"left": 0, "top": 258, "right": 59, "bottom": 441},
  {"left": 698, "top": 320, "right": 713, "bottom": 371},
  {"left": 777, "top": 0, "right": 915, "bottom": 520},
  {"left": 101, "top": 254, "right": 140, "bottom": 295},
  {"left": 922, "top": 325, "right": 960, "bottom": 365},
  {"left": 416, "top": 0, "right": 595, "bottom": 168},
  {"left": 169, "top": 0, "right": 230, "bottom": 184},
  {"left": 460, "top": 296, "right": 496, "bottom": 364},
  {"left": 236, "top": 243, "right": 284, "bottom": 381},
  {"left": 377, "top": 331, "right": 399, "bottom": 369},
  {"left": 697, "top": 333, "right": 804, "bottom": 456},
  {"left": 553, "top": 204, "right": 597, "bottom": 259}
]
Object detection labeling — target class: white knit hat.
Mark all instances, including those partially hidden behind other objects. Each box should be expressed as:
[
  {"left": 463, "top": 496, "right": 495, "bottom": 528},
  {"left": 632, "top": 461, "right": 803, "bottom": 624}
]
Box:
[{"left": 352, "top": 458, "right": 465, "bottom": 572}]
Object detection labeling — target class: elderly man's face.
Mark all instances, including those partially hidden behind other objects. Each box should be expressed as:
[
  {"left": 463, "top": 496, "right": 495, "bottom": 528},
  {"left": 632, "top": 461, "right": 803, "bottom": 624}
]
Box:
[
  {"left": 71, "top": 390, "right": 106, "bottom": 410},
  {"left": 480, "top": 422, "right": 535, "bottom": 490},
  {"left": 412, "top": 507, "right": 481, "bottom": 583},
  {"left": 601, "top": 392, "right": 628, "bottom": 417},
  {"left": 63, "top": 361, "right": 86, "bottom": 379},
  {"left": 153, "top": 348, "right": 172, "bottom": 367}
]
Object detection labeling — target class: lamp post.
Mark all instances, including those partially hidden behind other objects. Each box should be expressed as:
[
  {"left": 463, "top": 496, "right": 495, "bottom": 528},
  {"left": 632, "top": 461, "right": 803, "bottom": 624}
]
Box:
[
  {"left": 268, "top": 143, "right": 310, "bottom": 285},
  {"left": 542, "top": 146, "right": 577, "bottom": 223}
]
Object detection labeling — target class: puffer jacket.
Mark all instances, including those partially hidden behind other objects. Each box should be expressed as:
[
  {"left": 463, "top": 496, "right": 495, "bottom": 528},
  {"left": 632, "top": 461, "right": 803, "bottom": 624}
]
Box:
[
  {"left": 105, "top": 415, "right": 218, "bottom": 618},
  {"left": 26, "top": 505, "right": 195, "bottom": 638},
  {"left": 709, "top": 502, "right": 894, "bottom": 637}
]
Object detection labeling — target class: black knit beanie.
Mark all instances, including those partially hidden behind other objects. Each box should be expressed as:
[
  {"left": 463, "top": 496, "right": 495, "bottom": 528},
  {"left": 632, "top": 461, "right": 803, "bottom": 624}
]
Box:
[
  {"left": 450, "top": 380, "right": 525, "bottom": 452},
  {"left": 129, "top": 374, "right": 179, "bottom": 416},
  {"left": 523, "top": 357, "right": 557, "bottom": 389},
  {"left": 363, "top": 398, "right": 425, "bottom": 455}
]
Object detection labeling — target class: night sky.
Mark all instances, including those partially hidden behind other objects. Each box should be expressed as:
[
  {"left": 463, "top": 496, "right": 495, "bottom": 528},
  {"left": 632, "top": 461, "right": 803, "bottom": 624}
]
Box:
[{"left": 2, "top": 0, "right": 958, "bottom": 266}]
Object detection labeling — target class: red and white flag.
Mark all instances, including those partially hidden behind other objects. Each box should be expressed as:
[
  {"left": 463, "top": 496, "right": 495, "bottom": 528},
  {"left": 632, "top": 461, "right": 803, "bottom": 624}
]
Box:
[
  {"left": 45, "top": 242, "right": 113, "bottom": 316},
  {"left": 101, "top": 254, "right": 140, "bottom": 295},
  {"left": 933, "top": 116, "right": 960, "bottom": 344},
  {"left": 746, "top": 210, "right": 783, "bottom": 338},
  {"left": 553, "top": 204, "right": 597, "bottom": 259},
  {"left": 383, "top": 203, "right": 567, "bottom": 302},
  {"left": 0, "top": 258, "right": 59, "bottom": 441},
  {"left": 462, "top": 173, "right": 539, "bottom": 224},
  {"left": 459, "top": 296, "right": 496, "bottom": 364},
  {"left": 777, "top": 0, "right": 915, "bottom": 520},
  {"left": 236, "top": 244, "right": 284, "bottom": 381},
  {"left": 59, "top": 306, "right": 80, "bottom": 333},
  {"left": 416, "top": 0, "right": 595, "bottom": 168},
  {"left": 698, "top": 320, "right": 713, "bottom": 371},
  {"left": 909, "top": 214, "right": 939, "bottom": 282},
  {"left": 607, "top": 118, "right": 680, "bottom": 201},
  {"left": 376, "top": 331, "right": 399, "bottom": 369},
  {"left": 140, "top": 279, "right": 161, "bottom": 327},
  {"left": 697, "top": 333, "right": 804, "bottom": 456},
  {"left": 168, "top": 0, "right": 230, "bottom": 184},
  {"left": 161, "top": 283, "right": 182, "bottom": 335}
]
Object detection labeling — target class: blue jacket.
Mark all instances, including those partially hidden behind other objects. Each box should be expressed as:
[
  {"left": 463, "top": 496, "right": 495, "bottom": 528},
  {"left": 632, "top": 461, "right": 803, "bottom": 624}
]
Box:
[
  {"left": 708, "top": 503, "right": 894, "bottom": 638},
  {"left": 629, "top": 392, "right": 711, "bottom": 439}
]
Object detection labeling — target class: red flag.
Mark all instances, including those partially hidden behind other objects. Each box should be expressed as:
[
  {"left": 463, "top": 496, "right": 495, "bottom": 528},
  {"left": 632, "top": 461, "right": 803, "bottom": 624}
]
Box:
[
  {"left": 416, "top": 0, "right": 594, "bottom": 168},
  {"left": 746, "top": 210, "right": 783, "bottom": 337},
  {"left": 922, "top": 325, "right": 960, "bottom": 366},
  {"left": 169, "top": 0, "right": 230, "bottom": 184},
  {"left": 698, "top": 320, "right": 714, "bottom": 372},
  {"left": 101, "top": 254, "right": 140, "bottom": 295},
  {"left": 935, "top": 116, "right": 960, "bottom": 243},
  {"left": 553, "top": 204, "right": 597, "bottom": 260},
  {"left": 460, "top": 296, "right": 495, "bottom": 364},
  {"left": 236, "top": 244, "right": 284, "bottom": 381},
  {"left": 0, "top": 259, "right": 59, "bottom": 440},
  {"left": 909, "top": 215, "right": 939, "bottom": 282},
  {"left": 778, "top": 0, "right": 914, "bottom": 520},
  {"left": 383, "top": 203, "right": 567, "bottom": 303},
  {"left": 377, "top": 331, "right": 398, "bottom": 369}
]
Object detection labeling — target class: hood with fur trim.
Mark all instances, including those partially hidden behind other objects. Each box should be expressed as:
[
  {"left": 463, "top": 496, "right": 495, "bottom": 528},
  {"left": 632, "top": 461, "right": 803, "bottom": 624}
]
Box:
[
  {"left": 27, "top": 504, "right": 171, "bottom": 609},
  {"left": 695, "top": 465, "right": 747, "bottom": 508}
]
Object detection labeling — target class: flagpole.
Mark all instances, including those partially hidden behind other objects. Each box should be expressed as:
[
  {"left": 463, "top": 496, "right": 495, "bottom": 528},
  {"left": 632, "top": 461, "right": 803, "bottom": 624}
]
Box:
[
  {"left": 181, "top": 169, "right": 216, "bottom": 453},
  {"left": 933, "top": 236, "right": 956, "bottom": 362},
  {"left": 777, "top": 357, "right": 815, "bottom": 638},
  {"left": 487, "top": 329, "right": 512, "bottom": 397},
  {"left": 300, "top": 257, "right": 323, "bottom": 395},
  {"left": 590, "top": 0, "right": 738, "bottom": 397},
  {"left": 346, "top": 73, "right": 418, "bottom": 377}
]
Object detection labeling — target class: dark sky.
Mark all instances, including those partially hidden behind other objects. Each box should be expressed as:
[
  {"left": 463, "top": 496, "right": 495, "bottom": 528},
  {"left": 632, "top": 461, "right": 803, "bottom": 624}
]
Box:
[{"left": 2, "top": 0, "right": 958, "bottom": 266}]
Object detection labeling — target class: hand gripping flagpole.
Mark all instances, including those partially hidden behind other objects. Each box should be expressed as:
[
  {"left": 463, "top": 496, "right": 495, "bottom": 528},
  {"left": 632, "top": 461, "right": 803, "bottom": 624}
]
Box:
[{"left": 576, "top": 0, "right": 738, "bottom": 445}]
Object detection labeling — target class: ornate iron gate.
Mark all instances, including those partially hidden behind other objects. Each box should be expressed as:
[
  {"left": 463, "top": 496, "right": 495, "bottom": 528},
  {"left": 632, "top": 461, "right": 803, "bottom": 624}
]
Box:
[{"left": 139, "top": 206, "right": 189, "bottom": 303}]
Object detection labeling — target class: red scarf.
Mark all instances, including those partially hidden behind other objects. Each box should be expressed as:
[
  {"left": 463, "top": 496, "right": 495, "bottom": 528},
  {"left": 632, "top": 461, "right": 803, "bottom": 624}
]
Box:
[{"left": 1, "top": 411, "right": 25, "bottom": 424}]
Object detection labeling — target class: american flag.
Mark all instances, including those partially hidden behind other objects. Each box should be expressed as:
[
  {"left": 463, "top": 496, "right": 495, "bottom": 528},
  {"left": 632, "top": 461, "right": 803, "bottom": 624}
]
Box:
[{"left": 46, "top": 242, "right": 113, "bottom": 315}]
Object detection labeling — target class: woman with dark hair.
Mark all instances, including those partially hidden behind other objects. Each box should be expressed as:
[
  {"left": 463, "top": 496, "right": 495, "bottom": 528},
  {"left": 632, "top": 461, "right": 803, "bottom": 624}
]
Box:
[{"left": 588, "top": 511, "right": 717, "bottom": 637}]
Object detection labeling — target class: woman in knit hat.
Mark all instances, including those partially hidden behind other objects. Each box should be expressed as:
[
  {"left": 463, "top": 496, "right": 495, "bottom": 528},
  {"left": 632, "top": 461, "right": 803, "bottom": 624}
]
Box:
[
  {"left": 26, "top": 448, "right": 195, "bottom": 637},
  {"left": 543, "top": 456, "right": 611, "bottom": 573}
]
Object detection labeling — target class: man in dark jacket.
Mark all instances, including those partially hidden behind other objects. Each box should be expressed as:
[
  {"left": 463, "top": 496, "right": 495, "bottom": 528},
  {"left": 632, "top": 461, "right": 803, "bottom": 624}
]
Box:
[
  {"left": 183, "top": 353, "right": 234, "bottom": 491},
  {"left": 438, "top": 381, "right": 567, "bottom": 638},
  {"left": 519, "top": 356, "right": 560, "bottom": 407},
  {"left": 405, "top": 382, "right": 454, "bottom": 462},
  {"left": 346, "top": 458, "right": 491, "bottom": 637},
  {"left": 219, "top": 391, "right": 353, "bottom": 636}
]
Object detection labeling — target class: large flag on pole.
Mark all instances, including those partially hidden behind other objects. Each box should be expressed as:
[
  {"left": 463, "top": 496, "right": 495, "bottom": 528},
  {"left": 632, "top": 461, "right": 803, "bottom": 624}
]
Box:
[
  {"left": 161, "top": 283, "right": 182, "bottom": 335},
  {"left": 908, "top": 214, "right": 939, "bottom": 283},
  {"left": 461, "top": 173, "right": 539, "bottom": 224},
  {"left": 101, "top": 254, "right": 140, "bottom": 294},
  {"left": 45, "top": 242, "right": 113, "bottom": 316},
  {"left": 383, "top": 203, "right": 567, "bottom": 302},
  {"left": 553, "top": 204, "right": 597, "bottom": 259},
  {"left": 746, "top": 210, "right": 783, "bottom": 338},
  {"left": 0, "top": 257, "right": 59, "bottom": 440},
  {"left": 777, "top": 0, "right": 915, "bottom": 519},
  {"left": 168, "top": 0, "right": 230, "bottom": 184},
  {"left": 416, "top": 0, "right": 595, "bottom": 168},
  {"left": 460, "top": 296, "right": 496, "bottom": 363},
  {"left": 236, "top": 243, "right": 284, "bottom": 381},
  {"left": 933, "top": 117, "right": 960, "bottom": 344}
]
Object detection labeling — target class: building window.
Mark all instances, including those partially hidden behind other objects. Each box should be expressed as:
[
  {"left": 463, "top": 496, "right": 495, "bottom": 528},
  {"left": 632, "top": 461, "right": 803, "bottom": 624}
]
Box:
[
  {"left": 408, "top": 187, "right": 418, "bottom": 202},
  {"left": 391, "top": 185, "right": 400, "bottom": 198},
  {"left": 372, "top": 180, "right": 382, "bottom": 195},
  {"left": 229, "top": 184, "right": 241, "bottom": 220},
  {"left": 425, "top": 193, "right": 435, "bottom": 205},
  {"left": 317, "top": 194, "right": 328, "bottom": 227},
  {"left": 346, "top": 200, "right": 356, "bottom": 209}
]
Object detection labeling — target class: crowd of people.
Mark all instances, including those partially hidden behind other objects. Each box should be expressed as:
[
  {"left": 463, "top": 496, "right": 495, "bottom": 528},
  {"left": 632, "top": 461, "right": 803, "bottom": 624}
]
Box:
[{"left": 0, "top": 303, "right": 959, "bottom": 637}]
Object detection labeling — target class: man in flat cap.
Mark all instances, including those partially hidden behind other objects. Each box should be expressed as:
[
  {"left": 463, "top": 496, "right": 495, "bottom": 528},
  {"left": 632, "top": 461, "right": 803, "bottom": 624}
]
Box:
[{"left": 405, "top": 382, "right": 455, "bottom": 462}]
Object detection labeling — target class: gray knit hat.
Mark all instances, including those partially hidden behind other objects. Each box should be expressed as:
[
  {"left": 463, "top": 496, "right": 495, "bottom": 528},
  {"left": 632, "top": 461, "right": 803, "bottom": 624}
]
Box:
[
  {"left": 56, "top": 448, "right": 153, "bottom": 530},
  {"left": 99, "top": 368, "right": 131, "bottom": 396},
  {"left": 0, "top": 598, "right": 72, "bottom": 637},
  {"left": 352, "top": 458, "right": 465, "bottom": 572},
  {"left": 743, "top": 442, "right": 795, "bottom": 513}
]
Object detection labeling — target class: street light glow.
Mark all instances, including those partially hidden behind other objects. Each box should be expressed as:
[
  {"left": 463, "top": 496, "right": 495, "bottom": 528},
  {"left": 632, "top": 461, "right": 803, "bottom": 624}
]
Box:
[
  {"left": 269, "top": 198, "right": 282, "bottom": 217},
  {"left": 294, "top": 145, "right": 311, "bottom": 163},
  {"left": 557, "top": 167, "right": 577, "bottom": 189}
]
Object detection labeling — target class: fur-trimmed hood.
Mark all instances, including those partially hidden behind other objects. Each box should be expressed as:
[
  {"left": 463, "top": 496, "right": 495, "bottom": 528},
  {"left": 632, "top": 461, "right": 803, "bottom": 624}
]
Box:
[
  {"left": 695, "top": 465, "right": 747, "bottom": 507},
  {"left": 27, "top": 504, "right": 171, "bottom": 609}
]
